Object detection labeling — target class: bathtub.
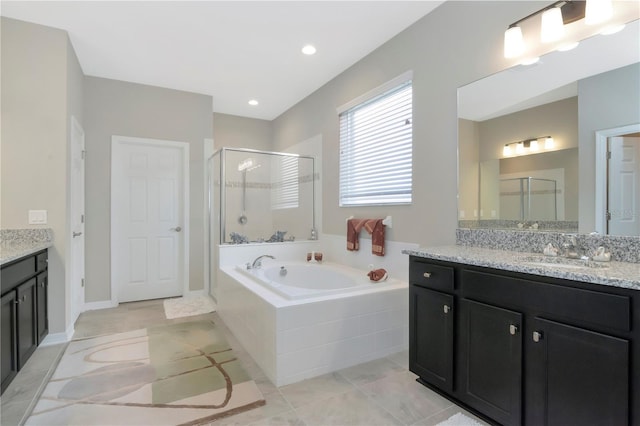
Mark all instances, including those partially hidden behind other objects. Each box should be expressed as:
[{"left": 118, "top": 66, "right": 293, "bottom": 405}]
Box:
[
  {"left": 236, "top": 261, "right": 396, "bottom": 300},
  {"left": 218, "top": 260, "right": 408, "bottom": 386}
]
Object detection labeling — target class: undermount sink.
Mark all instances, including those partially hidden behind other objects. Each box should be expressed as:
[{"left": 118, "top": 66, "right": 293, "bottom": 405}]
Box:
[{"left": 521, "top": 256, "right": 610, "bottom": 270}]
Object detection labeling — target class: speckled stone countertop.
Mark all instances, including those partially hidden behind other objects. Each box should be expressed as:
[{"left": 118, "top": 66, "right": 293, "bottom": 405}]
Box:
[
  {"left": 1, "top": 229, "right": 53, "bottom": 266},
  {"left": 403, "top": 245, "right": 640, "bottom": 291}
]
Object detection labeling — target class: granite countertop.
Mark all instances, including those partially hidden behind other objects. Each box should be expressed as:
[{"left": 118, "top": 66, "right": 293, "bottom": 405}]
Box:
[
  {"left": 403, "top": 245, "right": 640, "bottom": 291},
  {"left": 1, "top": 229, "right": 53, "bottom": 266}
]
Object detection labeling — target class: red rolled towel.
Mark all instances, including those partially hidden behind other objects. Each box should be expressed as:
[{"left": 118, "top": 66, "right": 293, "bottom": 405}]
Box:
[{"left": 368, "top": 268, "right": 388, "bottom": 282}]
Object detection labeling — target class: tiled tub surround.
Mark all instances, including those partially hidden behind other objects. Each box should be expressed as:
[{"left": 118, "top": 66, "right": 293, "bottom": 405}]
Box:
[
  {"left": 216, "top": 235, "right": 416, "bottom": 387},
  {"left": 456, "top": 227, "right": 640, "bottom": 264},
  {"left": 0, "top": 228, "right": 53, "bottom": 265},
  {"left": 403, "top": 245, "right": 640, "bottom": 291}
]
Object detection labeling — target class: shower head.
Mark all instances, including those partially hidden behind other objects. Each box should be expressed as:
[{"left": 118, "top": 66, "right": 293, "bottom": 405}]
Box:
[{"left": 238, "top": 158, "right": 260, "bottom": 172}]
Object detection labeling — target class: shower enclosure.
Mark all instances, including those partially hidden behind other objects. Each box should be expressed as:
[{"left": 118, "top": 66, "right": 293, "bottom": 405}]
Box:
[
  {"left": 499, "top": 177, "right": 558, "bottom": 221},
  {"left": 208, "top": 148, "right": 316, "bottom": 244}
]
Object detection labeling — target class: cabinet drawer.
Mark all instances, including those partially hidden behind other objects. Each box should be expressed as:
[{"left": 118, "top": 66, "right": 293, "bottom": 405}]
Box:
[
  {"left": 36, "top": 252, "right": 48, "bottom": 273},
  {"left": 461, "top": 269, "right": 630, "bottom": 332},
  {"left": 410, "top": 260, "right": 454, "bottom": 292},
  {"left": 1, "top": 257, "right": 36, "bottom": 295}
]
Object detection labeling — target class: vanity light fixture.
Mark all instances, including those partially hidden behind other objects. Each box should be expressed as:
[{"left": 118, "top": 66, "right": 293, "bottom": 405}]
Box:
[
  {"left": 503, "top": 0, "right": 618, "bottom": 59},
  {"left": 503, "top": 136, "right": 555, "bottom": 157}
]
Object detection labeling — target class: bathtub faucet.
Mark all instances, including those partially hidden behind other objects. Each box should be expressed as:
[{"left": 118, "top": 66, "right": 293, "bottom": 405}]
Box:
[{"left": 250, "top": 255, "right": 275, "bottom": 269}]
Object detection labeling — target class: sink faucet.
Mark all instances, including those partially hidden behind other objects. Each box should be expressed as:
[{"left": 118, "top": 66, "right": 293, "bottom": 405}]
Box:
[
  {"left": 562, "top": 234, "right": 581, "bottom": 259},
  {"left": 250, "top": 255, "right": 275, "bottom": 269}
]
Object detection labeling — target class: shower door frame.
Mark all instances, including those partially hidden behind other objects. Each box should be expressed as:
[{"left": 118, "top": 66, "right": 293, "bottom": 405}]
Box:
[{"left": 214, "top": 147, "right": 316, "bottom": 245}]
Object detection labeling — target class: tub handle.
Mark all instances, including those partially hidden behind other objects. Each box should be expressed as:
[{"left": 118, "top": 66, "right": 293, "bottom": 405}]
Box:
[{"left": 423, "top": 272, "right": 432, "bottom": 278}]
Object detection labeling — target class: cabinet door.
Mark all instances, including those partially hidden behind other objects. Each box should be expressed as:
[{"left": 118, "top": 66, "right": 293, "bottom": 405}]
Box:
[
  {"left": 36, "top": 271, "right": 49, "bottom": 344},
  {"left": 1, "top": 291, "right": 18, "bottom": 394},
  {"left": 409, "top": 285, "right": 454, "bottom": 392},
  {"left": 16, "top": 278, "right": 38, "bottom": 369},
  {"left": 528, "top": 317, "right": 629, "bottom": 426},
  {"left": 460, "top": 299, "right": 522, "bottom": 426}
]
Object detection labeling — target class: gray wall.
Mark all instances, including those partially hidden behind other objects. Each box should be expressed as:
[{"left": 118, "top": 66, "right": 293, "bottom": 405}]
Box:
[
  {"left": 83, "top": 77, "right": 213, "bottom": 302},
  {"left": 579, "top": 62, "right": 640, "bottom": 232},
  {"left": 213, "top": 113, "right": 273, "bottom": 150},
  {"left": 271, "top": 1, "right": 542, "bottom": 245},
  {"left": 1, "top": 17, "right": 83, "bottom": 334}
]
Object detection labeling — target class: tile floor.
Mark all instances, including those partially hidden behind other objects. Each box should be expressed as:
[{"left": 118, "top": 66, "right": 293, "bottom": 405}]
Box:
[{"left": 0, "top": 299, "right": 489, "bottom": 426}]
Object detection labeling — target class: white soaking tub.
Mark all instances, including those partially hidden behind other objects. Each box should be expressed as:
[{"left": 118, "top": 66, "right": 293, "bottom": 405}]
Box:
[{"left": 218, "top": 261, "right": 408, "bottom": 386}]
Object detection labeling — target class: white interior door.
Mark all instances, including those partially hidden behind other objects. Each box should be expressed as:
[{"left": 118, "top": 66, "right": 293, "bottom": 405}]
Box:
[
  {"left": 608, "top": 136, "right": 640, "bottom": 236},
  {"left": 112, "top": 136, "right": 189, "bottom": 303},
  {"left": 70, "top": 116, "right": 85, "bottom": 324}
]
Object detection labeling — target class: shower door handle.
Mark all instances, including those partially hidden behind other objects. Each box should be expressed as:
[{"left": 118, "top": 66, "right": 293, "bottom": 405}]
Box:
[{"left": 170, "top": 226, "right": 182, "bottom": 232}]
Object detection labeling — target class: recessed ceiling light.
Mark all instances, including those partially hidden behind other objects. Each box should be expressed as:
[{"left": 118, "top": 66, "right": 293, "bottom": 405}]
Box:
[
  {"left": 301, "top": 44, "right": 317, "bottom": 55},
  {"left": 248, "top": 99, "right": 259, "bottom": 106}
]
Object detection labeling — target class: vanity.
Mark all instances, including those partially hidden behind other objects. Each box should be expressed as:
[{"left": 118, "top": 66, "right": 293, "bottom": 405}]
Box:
[
  {"left": 1, "top": 230, "right": 52, "bottom": 394},
  {"left": 405, "top": 245, "right": 639, "bottom": 426}
]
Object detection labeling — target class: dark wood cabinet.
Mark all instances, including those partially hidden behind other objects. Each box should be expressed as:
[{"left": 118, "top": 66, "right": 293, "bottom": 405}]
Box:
[
  {"left": 16, "top": 277, "right": 38, "bottom": 369},
  {"left": 36, "top": 271, "right": 49, "bottom": 344},
  {"left": 459, "top": 299, "right": 522, "bottom": 426},
  {"left": 1, "top": 249, "right": 48, "bottom": 394},
  {"left": 528, "top": 317, "right": 629, "bottom": 426},
  {"left": 1, "top": 291, "right": 18, "bottom": 393},
  {"left": 410, "top": 285, "right": 454, "bottom": 391},
  {"left": 409, "top": 256, "right": 638, "bottom": 426}
]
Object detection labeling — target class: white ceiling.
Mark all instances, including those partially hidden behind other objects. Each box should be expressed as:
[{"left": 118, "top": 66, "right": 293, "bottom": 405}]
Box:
[{"left": 1, "top": 1, "right": 444, "bottom": 120}]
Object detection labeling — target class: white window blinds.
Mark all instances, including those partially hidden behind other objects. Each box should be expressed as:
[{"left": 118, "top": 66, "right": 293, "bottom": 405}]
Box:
[
  {"left": 271, "top": 155, "right": 299, "bottom": 209},
  {"left": 339, "top": 80, "right": 413, "bottom": 206}
]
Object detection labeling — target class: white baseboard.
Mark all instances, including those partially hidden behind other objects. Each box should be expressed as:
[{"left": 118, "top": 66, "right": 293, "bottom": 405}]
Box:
[
  {"left": 40, "top": 323, "right": 75, "bottom": 346},
  {"left": 185, "top": 289, "right": 207, "bottom": 297},
  {"left": 83, "top": 299, "right": 118, "bottom": 311}
]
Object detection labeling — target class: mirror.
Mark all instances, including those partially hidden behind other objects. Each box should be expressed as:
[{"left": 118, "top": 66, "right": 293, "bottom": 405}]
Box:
[{"left": 458, "top": 18, "right": 640, "bottom": 234}]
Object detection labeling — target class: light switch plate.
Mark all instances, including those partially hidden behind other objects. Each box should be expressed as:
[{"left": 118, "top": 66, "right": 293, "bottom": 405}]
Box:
[{"left": 28, "top": 210, "right": 47, "bottom": 224}]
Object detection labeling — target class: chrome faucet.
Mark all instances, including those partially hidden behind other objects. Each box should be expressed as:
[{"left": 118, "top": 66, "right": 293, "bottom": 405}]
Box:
[
  {"left": 250, "top": 254, "right": 275, "bottom": 269},
  {"left": 562, "top": 234, "right": 581, "bottom": 259}
]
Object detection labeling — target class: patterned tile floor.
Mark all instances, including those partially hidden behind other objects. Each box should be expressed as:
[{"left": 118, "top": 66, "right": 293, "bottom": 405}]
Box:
[{"left": 1, "top": 299, "right": 489, "bottom": 426}]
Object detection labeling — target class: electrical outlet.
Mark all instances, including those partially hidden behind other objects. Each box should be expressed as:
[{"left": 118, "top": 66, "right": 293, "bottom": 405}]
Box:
[{"left": 29, "top": 210, "right": 48, "bottom": 224}]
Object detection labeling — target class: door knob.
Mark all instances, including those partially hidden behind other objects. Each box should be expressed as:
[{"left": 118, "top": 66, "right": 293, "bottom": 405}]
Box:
[
  {"left": 170, "top": 226, "right": 182, "bottom": 232},
  {"left": 73, "top": 231, "right": 83, "bottom": 238}
]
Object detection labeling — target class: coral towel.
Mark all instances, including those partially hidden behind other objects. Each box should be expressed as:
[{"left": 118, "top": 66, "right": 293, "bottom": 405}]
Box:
[{"left": 346, "top": 218, "right": 385, "bottom": 256}]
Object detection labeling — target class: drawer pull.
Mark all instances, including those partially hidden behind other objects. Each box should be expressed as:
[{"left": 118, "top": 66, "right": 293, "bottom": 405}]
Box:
[
  {"left": 509, "top": 324, "right": 519, "bottom": 335},
  {"left": 423, "top": 272, "right": 432, "bottom": 278},
  {"left": 443, "top": 305, "right": 451, "bottom": 314},
  {"left": 533, "top": 331, "right": 543, "bottom": 343}
]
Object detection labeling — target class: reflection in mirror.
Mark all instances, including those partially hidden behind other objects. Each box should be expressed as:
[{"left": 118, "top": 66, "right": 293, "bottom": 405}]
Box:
[
  {"left": 606, "top": 133, "right": 640, "bottom": 236},
  {"left": 458, "top": 18, "right": 639, "bottom": 234}
]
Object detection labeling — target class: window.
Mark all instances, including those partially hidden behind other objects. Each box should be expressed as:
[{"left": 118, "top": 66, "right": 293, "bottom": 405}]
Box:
[{"left": 339, "top": 76, "right": 413, "bottom": 206}]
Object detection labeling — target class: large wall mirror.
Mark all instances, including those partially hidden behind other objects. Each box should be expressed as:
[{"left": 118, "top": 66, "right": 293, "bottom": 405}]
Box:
[{"left": 458, "top": 18, "right": 639, "bottom": 236}]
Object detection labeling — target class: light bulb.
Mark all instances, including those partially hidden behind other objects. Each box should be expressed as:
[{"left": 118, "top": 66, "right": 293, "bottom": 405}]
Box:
[
  {"left": 541, "top": 7, "right": 565, "bottom": 43},
  {"left": 544, "top": 137, "right": 555, "bottom": 149},
  {"left": 530, "top": 140, "right": 540, "bottom": 151},
  {"left": 503, "top": 145, "right": 512, "bottom": 156},
  {"left": 515, "top": 142, "right": 525, "bottom": 154},
  {"left": 504, "top": 26, "right": 524, "bottom": 58},
  {"left": 585, "top": 0, "right": 613, "bottom": 25}
]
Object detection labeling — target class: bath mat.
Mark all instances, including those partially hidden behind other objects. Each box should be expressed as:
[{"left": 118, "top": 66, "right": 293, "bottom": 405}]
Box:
[
  {"left": 436, "top": 412, "right": 485, "bottom": 426},
  {"left": 26, "top": 320, "right": 265, "bottom": 425},
  {"left": 163, "top": 295, "right": 217, "bottom": 319}
]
